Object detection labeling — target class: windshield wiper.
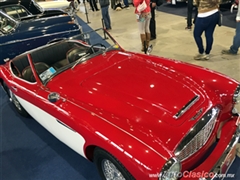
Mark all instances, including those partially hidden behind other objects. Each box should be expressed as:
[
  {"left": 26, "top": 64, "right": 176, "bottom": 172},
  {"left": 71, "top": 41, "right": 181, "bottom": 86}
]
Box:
[{"left": 71, "top": 53, "right": 90, "bottom": 70}]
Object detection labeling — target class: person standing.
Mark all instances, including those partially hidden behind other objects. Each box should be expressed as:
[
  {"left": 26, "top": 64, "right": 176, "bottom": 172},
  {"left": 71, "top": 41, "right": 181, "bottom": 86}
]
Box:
[
  {"left": 99, "top": 0, "right": 112, "bottom": 30},
  {"left": 149, "top": 0, "right": 157, "bottom": 40},
  {"left": 222, "top": 0, "right": 240, "bottom": 55},
  {"left": 123, "top": 0, "right": 130, "bottom": 9},
  {"left": 89, "top": 0, "right": 99, "bottom": 11},
  {"left": 193, "top": 0, "right": 220, "bottom": 60},
  {"left": 134, "top": 0, "right": 151, "bottom": 52},
  {"left": 111, "top": 0, "right": 116, "bottom": 9},
  {"left": 186, "top": 1, "right": 198, "bottom": 30},
  {"left": 185, "top": 0, "right": 193, "bottom": 30}
]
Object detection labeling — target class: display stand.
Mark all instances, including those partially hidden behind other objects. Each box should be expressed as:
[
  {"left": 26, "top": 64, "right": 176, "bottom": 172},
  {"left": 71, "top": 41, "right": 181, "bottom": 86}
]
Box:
[{"left": 101, "top": 19, "right": 108, "bottom": 40}]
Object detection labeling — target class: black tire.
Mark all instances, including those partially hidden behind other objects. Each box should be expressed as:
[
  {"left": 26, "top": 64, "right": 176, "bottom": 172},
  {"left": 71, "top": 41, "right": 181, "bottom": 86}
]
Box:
[
  {"left": 94, "top": 147, "right": 135, "bottom": 180},
  {"left": 3, "top": 82, "right": 30, "bottom": 118}
]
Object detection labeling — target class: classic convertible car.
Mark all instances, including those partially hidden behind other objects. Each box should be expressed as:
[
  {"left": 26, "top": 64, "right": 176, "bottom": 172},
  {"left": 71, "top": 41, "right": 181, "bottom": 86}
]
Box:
[
  {"left": 0, "top": 9, "right": 82, "bottom": 64},
  {"left": 0, "top": 28, "right": 239, "bottom": 180}
]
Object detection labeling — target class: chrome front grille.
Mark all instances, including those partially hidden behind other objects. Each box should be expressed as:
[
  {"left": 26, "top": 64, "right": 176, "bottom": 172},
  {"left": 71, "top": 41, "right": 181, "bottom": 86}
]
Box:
[{"left": 175, "top": 107, "right": 219, "bottom": 161}]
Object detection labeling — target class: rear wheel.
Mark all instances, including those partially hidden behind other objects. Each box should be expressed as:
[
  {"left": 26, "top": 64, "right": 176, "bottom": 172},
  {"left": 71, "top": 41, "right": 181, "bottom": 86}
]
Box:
[
  {"left": 3, "top": 82, "right": 29, "bottom": 117},
  {"left": 94, "top": 147, "right": 135, "bottom": 180}
]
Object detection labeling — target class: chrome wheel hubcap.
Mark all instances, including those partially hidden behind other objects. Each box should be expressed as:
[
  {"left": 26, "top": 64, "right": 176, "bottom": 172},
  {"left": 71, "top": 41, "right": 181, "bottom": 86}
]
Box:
[{"left": 102, "top": 159, "right": 125, "bottom": 180}]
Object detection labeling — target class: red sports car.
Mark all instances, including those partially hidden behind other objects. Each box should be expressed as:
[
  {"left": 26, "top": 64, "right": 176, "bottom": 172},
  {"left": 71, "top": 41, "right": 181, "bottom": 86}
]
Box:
[{"left": 0, "top": 28, "right": 239, "bottom": 180}]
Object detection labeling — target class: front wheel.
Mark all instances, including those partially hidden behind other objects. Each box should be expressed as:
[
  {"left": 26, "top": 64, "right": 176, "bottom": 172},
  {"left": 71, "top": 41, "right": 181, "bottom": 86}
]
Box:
[
  {"left": 3, "top": 82, "right": 29, "bottom": 118},
  {"left": 94, "top": 147, "right": 135, "bottom": 180}
]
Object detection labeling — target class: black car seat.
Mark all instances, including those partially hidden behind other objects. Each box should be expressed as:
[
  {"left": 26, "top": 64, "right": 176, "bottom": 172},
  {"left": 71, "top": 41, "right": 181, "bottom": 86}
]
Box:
[
  {"left": 22, "top": 62, "right": 49, "bottom": 82},
  {"left": 67, "top": 47, "right": 87, "bottom": 63}
]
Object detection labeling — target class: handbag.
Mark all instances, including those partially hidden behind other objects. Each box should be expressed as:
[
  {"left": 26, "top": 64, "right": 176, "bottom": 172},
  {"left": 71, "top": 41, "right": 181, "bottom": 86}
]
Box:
[
  {"left": 137, "top": 0, "right": 147, "bottom": 12},
  {"left": 218, "top": 11, "right": 222, "bottom": 26}
]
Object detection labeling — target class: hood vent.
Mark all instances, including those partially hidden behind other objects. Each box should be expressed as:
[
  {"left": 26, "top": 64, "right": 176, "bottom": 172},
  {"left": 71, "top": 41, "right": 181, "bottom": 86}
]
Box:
[{"left": 173, "top": 95, "right": 200, "bottom": 119}]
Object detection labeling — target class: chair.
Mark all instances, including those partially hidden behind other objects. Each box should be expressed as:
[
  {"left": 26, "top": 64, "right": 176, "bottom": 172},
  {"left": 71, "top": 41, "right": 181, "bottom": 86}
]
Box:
[
  {"left": 22, "top": 62, "right": 49, "bottom": 82},
  {"left": 67, "top": 47, "right": 87, "bottom": 63}
]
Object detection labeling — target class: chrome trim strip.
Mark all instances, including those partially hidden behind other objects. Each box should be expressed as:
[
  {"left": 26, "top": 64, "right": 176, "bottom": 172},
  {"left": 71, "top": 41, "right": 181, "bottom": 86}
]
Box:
[
  {"left": 56, "top": 119, "right": 76, "bottom": 132},
  {"left": 173, "top": 95, "right": 200, "bottom": 119},
  {"left": 233, "top": 84, "right": 240, "bottom": 103}
]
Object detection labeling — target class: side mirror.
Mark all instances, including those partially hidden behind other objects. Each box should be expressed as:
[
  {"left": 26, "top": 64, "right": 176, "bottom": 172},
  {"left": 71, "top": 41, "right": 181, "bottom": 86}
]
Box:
[{"left": 48, "top": 92, "right": 60, "bottom": 103}]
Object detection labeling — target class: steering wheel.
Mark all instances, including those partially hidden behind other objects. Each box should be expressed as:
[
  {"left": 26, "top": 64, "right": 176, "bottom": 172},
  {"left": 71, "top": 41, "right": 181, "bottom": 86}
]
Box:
[{"left": 88, "top": 43, "right": 107, "bottom": 54}]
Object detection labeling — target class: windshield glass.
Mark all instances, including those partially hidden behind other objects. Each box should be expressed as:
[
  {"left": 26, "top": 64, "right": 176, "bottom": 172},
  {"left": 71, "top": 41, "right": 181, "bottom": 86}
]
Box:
[
  {"left": 30, "top": 28, "right": 122, "bottom": 84},
  {"left": 0, "top": 5, "right": 31, "bottom": 20}
]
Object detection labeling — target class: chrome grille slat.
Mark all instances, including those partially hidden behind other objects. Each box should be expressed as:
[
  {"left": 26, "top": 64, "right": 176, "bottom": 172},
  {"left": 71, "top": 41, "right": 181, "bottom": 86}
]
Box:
[{"left": 175, "top": 108, "right": 219, "bottom": 161}]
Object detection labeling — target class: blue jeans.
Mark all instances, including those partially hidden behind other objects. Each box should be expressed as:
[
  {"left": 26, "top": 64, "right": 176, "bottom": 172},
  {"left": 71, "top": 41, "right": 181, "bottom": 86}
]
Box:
[
  {"left": 193, "top": 11, "right": 219, "bottom": 54},
  {"left": 230, "top": 22, "right": 240, "bottom": 54},
  {"left": 101, "top": 6, "right": 111, "bottom": 29},
  {"left": 123, "top": 0, "right": 129, "bottom": 7}
]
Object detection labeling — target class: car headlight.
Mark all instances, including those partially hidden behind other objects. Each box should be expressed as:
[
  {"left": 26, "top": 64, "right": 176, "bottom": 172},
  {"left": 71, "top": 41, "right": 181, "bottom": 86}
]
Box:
[
  {"left": 159, "top": 158, "right": 181, "bottom": 180},
  {"left": 232, "top": 84, "right": 240, "bottom": 114}
]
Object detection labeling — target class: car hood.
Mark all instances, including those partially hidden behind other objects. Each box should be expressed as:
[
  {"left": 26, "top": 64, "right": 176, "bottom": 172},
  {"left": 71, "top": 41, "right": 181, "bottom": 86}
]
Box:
[{"left": 48, "top": 52, "right": 208, "bottom": 153}]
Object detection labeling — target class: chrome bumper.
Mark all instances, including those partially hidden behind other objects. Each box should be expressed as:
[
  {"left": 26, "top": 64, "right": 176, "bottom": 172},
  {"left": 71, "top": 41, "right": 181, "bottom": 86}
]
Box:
[{"left": 200, "top": 117, "right": 240, "bottom": 180}]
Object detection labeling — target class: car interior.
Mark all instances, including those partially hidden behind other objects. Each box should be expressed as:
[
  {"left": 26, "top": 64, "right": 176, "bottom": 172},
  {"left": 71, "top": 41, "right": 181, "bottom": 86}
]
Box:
[
  {"left": 11, "top": 41, "right": 93, "bottom": 83},
  {"left": 30, "top": 41, "right": 88, "bottom": 69},
  {"left": 0, "top": 15, "right": 8, "bottom": 30},
  {"left": 22, "top": 62, "right": 50, "bottom": 82},
  {"left": 0, "top": 13, "right": 16, "bottom": 33}
]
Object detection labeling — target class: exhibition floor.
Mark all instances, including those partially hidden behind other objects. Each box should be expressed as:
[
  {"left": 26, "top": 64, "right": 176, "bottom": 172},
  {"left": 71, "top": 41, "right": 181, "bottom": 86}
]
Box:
[
  {"left": 77, "top": 3, "right": 240, "bottom": 82},
  {"left": 1, "top": 2, "right": 240, "bottom": 180}
]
